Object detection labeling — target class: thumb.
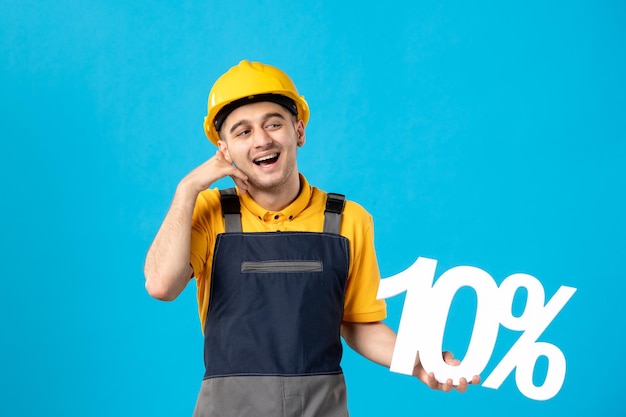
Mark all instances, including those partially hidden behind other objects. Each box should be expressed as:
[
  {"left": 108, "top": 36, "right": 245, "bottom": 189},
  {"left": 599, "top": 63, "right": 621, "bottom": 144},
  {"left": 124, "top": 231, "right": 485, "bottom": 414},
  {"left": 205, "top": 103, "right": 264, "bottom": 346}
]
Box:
[{"left": 443, "top": 351, "right": 461, "bottom": 365}]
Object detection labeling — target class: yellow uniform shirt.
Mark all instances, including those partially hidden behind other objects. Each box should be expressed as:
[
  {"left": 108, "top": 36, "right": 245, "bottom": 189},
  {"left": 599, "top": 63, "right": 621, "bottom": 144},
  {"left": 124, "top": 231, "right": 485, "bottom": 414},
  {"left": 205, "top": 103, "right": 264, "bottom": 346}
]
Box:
[{"left": 190, "top": 175, "right": 387, "bottom": 332}]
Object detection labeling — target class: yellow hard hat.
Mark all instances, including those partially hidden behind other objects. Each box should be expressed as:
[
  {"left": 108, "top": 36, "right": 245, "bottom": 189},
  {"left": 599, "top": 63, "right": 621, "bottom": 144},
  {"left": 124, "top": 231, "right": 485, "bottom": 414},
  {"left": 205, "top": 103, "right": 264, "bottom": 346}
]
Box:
[{"left": 203, "top": 60, "right": 310, "bottom": 145}]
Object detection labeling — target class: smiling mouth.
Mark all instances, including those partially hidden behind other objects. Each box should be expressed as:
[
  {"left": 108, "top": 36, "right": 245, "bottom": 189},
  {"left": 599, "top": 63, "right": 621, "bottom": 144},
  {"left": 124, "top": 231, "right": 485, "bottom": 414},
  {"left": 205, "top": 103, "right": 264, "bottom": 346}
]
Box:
[{"left": 254, "top": 153, "right": 280, "bottom": 166}]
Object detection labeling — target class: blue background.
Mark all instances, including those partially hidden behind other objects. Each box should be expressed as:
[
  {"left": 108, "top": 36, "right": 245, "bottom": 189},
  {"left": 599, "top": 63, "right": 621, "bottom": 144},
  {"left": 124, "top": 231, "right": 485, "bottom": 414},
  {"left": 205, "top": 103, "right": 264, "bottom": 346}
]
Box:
[{"left": 1, "top": 1, "right": 624, "bottom": 416}]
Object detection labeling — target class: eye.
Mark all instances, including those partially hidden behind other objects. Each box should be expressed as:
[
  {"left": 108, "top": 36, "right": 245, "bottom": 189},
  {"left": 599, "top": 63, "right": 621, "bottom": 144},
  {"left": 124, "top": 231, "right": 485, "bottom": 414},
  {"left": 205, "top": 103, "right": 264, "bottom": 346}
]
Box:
[
  {"left": 234, "top": 128, "right": 251, "bottom": 138},
  {"left": 265, "top": 122, "right": 282, "bottom": 130}
]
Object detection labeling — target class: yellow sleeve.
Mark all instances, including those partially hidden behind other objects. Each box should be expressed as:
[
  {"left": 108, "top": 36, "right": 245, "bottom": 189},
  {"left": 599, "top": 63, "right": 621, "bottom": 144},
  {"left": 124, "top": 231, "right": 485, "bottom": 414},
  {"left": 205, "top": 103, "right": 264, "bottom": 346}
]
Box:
[{"left": 341, "top": 201, "right": 387, "bottom": 323}]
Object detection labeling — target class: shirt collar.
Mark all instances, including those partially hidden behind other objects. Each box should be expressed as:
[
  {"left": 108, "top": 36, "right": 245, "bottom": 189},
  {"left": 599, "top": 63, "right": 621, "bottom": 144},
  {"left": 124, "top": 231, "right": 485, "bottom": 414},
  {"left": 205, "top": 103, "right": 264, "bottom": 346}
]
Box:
[{"left": 239, "top": 174, "right": 312, "bottom": 221}]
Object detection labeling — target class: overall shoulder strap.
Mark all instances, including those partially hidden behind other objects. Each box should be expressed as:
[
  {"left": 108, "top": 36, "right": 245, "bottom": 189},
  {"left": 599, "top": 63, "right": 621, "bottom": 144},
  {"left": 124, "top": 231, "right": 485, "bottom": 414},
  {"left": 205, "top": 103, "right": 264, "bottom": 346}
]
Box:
[
  {"left": 219, "top": 188, "right": 242, "bottom": 233},
  {"left": 323, "top": 192, "right": 346, "bottom": 234}
]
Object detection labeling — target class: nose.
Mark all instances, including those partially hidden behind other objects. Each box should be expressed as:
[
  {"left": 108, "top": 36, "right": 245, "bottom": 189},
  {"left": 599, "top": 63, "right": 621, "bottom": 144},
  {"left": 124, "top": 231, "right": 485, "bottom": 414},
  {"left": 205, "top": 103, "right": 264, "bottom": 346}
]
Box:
[{"left": 251, "top": 128, "right": 272, "bottom": 148}]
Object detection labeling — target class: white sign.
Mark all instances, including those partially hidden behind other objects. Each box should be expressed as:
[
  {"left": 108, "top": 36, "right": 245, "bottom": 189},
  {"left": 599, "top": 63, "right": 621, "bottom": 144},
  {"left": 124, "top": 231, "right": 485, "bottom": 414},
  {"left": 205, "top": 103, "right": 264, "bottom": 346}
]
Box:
[{"left": 377, "top": 257, "right": 577, "bottom": 401}]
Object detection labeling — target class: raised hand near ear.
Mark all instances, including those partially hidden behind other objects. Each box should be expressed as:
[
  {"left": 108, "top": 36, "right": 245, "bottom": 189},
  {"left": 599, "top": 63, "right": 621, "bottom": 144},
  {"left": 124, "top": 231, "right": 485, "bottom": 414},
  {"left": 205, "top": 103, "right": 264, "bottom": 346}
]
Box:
[
  {"left": 179, "top": 149, "right": 249, "bottom": 195},
  {"left": 219, "top": 149, "right": 250, "bottom": 194}
]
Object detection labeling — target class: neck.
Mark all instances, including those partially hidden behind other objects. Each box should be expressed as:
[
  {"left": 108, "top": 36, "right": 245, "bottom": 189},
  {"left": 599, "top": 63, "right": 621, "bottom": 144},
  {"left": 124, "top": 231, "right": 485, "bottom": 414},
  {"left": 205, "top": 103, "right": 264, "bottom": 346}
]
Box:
[{"left": 246, "top": 173, "right": 302, "bottom": 212}]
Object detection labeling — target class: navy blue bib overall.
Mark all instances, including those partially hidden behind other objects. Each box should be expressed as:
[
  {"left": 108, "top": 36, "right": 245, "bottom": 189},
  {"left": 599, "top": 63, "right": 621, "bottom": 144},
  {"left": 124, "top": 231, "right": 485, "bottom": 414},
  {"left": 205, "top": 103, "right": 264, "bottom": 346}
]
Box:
[{"left": 193, "top": 190, "right": 350, "bottom": 417}]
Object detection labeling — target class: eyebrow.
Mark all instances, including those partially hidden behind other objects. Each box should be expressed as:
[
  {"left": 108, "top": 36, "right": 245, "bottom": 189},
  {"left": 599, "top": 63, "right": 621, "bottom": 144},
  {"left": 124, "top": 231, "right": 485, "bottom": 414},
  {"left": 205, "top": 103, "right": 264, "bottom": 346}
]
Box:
[{"left": 228, "top": 112, "right": 288, "bottom": 135}]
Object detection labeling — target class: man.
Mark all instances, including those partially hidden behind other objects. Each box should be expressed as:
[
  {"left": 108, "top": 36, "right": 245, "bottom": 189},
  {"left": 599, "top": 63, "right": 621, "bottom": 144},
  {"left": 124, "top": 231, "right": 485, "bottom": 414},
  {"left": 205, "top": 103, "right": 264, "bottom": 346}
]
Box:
[{"left": 144, "top": 60, "right": 479, "bottom": 416}]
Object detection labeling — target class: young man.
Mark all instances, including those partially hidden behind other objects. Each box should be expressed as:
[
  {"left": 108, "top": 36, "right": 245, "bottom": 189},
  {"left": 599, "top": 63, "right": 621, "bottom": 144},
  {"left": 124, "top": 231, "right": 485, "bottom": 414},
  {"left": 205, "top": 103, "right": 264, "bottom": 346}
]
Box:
[{"left": 144, "top": 60, "right": 479, "bottom": 416}]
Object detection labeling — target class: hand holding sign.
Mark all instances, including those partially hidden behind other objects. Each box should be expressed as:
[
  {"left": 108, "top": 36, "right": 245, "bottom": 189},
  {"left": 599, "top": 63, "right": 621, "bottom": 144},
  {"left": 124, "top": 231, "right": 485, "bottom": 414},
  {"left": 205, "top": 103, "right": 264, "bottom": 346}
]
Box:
[{"left": 412, "top": 350, "right": 481, "bottom": 393}]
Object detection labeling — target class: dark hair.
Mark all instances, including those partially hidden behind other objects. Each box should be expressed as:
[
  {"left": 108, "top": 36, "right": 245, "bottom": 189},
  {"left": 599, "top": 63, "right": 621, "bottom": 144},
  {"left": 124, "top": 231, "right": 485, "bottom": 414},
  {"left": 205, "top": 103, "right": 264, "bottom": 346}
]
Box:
[{"left": 213, "top": 93, "right": 298, "bottom": 132}]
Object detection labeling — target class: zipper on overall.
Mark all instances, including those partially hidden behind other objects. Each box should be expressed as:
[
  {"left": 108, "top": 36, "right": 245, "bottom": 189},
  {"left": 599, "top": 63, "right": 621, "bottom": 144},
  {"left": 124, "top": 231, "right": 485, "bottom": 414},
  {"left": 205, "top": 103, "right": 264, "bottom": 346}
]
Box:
[{"left": 241, "top": 260, "right": 323, "bottom": 273}]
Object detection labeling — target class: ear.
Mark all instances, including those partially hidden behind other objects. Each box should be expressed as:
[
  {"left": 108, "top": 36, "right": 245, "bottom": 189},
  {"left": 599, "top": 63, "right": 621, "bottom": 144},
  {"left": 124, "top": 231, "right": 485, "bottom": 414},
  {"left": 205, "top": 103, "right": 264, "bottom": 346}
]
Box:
[
  {"left": 295, "top": 120, "right": 306, "bottom": 147},
  {"left": 217, "top": 140, "right": 232, "bottom": 161}
]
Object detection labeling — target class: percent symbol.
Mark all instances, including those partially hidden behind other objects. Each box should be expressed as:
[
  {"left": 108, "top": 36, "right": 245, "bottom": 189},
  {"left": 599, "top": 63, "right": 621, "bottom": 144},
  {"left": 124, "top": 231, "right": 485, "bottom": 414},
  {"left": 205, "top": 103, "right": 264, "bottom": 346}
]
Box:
[{"left": 482, "top": 273, "right": 577, "bottom": 400}]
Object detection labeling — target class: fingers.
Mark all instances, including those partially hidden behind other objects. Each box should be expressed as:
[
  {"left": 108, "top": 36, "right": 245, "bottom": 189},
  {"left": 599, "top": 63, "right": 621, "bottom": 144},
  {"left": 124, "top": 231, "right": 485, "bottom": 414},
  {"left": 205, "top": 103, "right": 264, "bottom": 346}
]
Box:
[
  {"left": 426, "top": 372, "right": 440, "bottom": 390},
  {"left": 226, "top": 165, "right": 248, "bottom": 182},
  {"left": 443, "top": 378, "right": 454, "bottom": 393},
  {"left": 214, "top": 150, "right": 249, "bottom": 191},
  {"left": 219, "top": 149, "right": 232, "bottom": 164},
  {"left": 225, "top": 165, "right": 249, "bottom": 193},
  {"left": 419, "top": 366, "right": 479, "bottom": 393},
  {"left": 428, "top": 375, "right": 475, "bottom": 393},
  {"left": 456, "top": 377, "right": 469, "bottom": 393},
  {"left": 426, "top": 372, "right": 454, "bottom": 393},
  {"left": 424, "top": 352, "right": 480, "bottom": 393},
  {"left": 232, "top": 176, "right": 249, "bottom": 194}
]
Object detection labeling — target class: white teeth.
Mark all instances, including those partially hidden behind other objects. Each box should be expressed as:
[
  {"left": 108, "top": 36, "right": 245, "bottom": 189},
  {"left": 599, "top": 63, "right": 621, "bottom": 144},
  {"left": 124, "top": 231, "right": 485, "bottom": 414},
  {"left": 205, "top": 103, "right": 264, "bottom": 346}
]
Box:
[{"left": 254, "top": 153, "right": 278, "bottom": 163}]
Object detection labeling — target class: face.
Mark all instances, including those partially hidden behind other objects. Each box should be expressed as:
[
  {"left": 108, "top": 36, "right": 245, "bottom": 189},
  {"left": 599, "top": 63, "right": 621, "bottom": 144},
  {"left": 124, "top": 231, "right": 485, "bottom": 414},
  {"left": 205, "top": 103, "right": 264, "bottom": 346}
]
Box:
[{"left": 218, "top": 101, "right": 305, "bottom": 194}]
